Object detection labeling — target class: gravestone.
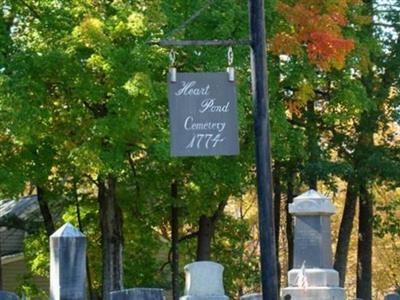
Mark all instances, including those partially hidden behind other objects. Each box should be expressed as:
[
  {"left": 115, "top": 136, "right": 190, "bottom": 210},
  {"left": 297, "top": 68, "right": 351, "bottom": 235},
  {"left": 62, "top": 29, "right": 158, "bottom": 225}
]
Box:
[
  {"left": 293, "top": 215, "right": 332, "bottom": 269},
  {"left": 110, "top": 288, "right": 164, "bottom": 300},
  {"left": 50, "top": 223, "right": 86, "bottom": 300},
  {"left": 281, "top": 190, "right": 346, "bottom": 300},
  {"left": 180, "top": 261, "right": 228, "bottom": 300},
  {"left": 385, "top": 292, "right": 400, "bottom": 300},
  {"left": 0, "top": 291, "right": 19, "bottom": 300},
  {"left": 240, "top": 293, "right": 261, "bottom": 300}
]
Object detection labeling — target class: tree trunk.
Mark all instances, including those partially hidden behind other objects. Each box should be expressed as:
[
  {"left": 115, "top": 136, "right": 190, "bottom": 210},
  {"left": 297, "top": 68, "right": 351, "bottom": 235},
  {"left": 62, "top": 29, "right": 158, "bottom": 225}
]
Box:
[
  {"left": 75, "top": 184, "right": 98, "bottom": 300},
  {"left": 196, "top": 215, "right": 214, "bottom": 261},
  {"left": 354, "top": 0, "right": 375, "bottom": 288},
  {"left": 354, "top": 0, "right": 377, "bottom": 295},
  {"left": 286, "top": 171, "right": 295, "bottom": 272},
  {"left": 273, "top": 162, "right": 282, "bottom": 290},
  {"left": 37, "top": 187, "right": 55, "bottom": 237},
  {"left": 0, "top": 240, "right": 2, "bottom": 289},
  {"left": 99, "top": 175, "right": 124, "bottom": 300},
  {"left": 196, "top": 200, "right": 227, "bottom": 261},
  {"left": 334, "top": 178, "right": 359, "bottom": 287},
  {"left": 356, "top": 182, "right": 373, "bottom": 300},
  {"left": 306, "top": 101, "right": 319, "bottom": 190},
  {"left": 171, "top": 182, "right": 179, "bottom": 300},
  {"left": 0, "top": 9, "right": 14, "bottom": 292}
]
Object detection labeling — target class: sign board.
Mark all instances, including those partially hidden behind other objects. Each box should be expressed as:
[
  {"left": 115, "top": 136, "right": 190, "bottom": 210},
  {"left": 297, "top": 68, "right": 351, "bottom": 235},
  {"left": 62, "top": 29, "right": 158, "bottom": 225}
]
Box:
[{"left": 168, "top": 72, "right": 239, "bottom": 157}]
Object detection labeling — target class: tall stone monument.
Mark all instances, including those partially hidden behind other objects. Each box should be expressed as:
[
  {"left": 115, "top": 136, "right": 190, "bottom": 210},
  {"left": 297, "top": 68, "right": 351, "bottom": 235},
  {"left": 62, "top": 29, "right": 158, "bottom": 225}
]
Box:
[
  {"left": 50, "top": 223, "right": 86, "bottom": 300},
  {"left": 281, "top": 190, "right": 346, "bottom": 300},
  {"left": 180, "top": 261, "right": 228, "bottom": 300}
]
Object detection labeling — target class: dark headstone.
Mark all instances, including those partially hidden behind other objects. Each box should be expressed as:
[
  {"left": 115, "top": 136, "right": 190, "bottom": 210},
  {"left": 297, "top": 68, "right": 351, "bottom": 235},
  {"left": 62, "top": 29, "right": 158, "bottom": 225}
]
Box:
[
  {"left": 110, "top": 289, "right": 164, "bottom": 300},
  {"left": 50, "top": 223, "right": 86, "bottom": 300},
  {"left": 293, "top": 215, "right": 333, "bottom": 268},
  {"left": 385, "top": 292, "right": 400, "bottom": 300},
  {"left": 0, "top": 291, "right": 19, "bottom": 300}
]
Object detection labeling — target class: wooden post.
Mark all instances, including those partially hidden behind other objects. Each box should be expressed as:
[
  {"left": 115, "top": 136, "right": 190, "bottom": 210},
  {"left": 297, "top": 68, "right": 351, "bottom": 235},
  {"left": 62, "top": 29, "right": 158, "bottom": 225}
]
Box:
[
  {"left": 248, "top": 0, "right": 279, "bottom": 299},
  {"left": 171, "top": 181, "right": 179, "bottom": 300}
]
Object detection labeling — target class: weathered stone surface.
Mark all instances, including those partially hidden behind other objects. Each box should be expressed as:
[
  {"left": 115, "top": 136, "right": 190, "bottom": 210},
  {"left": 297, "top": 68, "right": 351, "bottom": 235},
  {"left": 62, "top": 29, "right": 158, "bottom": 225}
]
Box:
[
  {"left": 385, "top": 292, "right": 400, "bottom": 300},
  {"left": 289, "top": 190, "right": 336, "bottom": 216},
  {"left": 288, "top": 269, "right": 339, "bottom": 287},
  {"left": 110, "top": 288, "right": 164, "bottom": 300},
  {"left": 239, "top": 293, "right": 261, "bottom": 300},
  {"left": 240, "top": 293, "right": 295, "bottom": 300},
  {"left": 281, "top": 287, "right": 345, "bottom": 300},
  {"left": 50, "top": 223, "right": 86, "bottom": 300},
  {"left": 180, "top": 261, "right": 228, "bottom": 300},
  {"left": 184, "top": 261, "right": 225, "bottom": 296},
  {"left": 293, "top": 216, "right": 332, "bottom": 268},
  {"left": 0, "top": 291, "right": 19, "bottom": 300},
  {"left": 180, "top": 296, "right": 228, "bottom": 300}
]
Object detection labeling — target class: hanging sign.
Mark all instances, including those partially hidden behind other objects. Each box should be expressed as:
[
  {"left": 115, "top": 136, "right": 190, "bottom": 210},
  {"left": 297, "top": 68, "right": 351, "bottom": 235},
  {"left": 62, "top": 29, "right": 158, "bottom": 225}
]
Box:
[{"left": 168, "top": 72, "right": 239, "bottom": 157}]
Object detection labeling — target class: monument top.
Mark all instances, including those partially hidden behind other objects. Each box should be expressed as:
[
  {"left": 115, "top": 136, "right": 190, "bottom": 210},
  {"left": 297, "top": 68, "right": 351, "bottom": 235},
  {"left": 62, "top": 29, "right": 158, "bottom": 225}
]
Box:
[
  {"left": 0, "top": 291, "right": 19, "bottom": 300},
  {"left": 289, "top": 189, "right": 336, "bottom": 215},
  {"left": 51, "top": 222, "right": 85, "bottom": 238},
  {"left": 184, "top": 260, "right": 224, "bottom": 272},
  {"left": 384, "top": 292, "right": 400, "bottom": 300}
]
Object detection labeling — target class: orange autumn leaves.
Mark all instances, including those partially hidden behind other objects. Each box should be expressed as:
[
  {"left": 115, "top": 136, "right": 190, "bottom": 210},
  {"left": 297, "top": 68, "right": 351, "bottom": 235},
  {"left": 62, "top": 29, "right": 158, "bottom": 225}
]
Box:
[{"left": 271, "top": 0, "right": 357, "bottom": 70}]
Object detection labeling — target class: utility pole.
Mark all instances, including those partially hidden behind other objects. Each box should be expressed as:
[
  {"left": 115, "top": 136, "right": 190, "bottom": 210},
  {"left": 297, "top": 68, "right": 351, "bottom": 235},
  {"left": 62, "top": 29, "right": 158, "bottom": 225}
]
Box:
[
  {"left": 148, "top": 1, "right": 279, "bottom": 298},
  {"left": 171, "top": 181, "right": 179, "bottom": 300},
  {"left": 0, "top": 240, "right": 2, "bottom": 290},
  {"left": 249, "top": 0, "right": 279, "bottom": 299}
]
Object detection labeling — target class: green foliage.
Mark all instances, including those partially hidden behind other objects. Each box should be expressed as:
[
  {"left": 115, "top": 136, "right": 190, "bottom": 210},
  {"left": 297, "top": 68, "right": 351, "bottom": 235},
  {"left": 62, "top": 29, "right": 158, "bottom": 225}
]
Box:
[
  {"left": 213, "top": 214, "right": 261, "bottom": 297},
  {"left": 24, "top": 231, "right": 50, "bottom": 278},
  {"left": 1, "top": 0, "right": 400, "bottom": 297},
  {"left": 374, "top": 196, "right": 400, "bottom": 238},
  {"left": 123, "top": 221, "right": 169, "bottom": 288}
]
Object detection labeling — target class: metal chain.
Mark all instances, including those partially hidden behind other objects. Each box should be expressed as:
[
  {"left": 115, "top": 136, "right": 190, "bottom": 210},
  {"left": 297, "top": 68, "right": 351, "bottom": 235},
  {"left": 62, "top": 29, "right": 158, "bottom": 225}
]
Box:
[
  {"left": 227, "top": 47, "right": 234, "bottom": 66},
  {"left": 169, "top": 49, "right": 176, "bottom": 66}
]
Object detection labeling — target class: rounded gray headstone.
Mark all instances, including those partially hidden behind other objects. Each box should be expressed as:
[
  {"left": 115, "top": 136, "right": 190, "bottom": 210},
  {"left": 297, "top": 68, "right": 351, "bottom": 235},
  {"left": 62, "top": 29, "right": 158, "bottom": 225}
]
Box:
[
  {"left": 0, "top": 291, "right": 20, "bottom": 300},
  {"left": 110, "top": 288, "right": 164, "bottom": 300},
  {"left": 240, "top": 293, "right": 261, "bottom": 300},
  {"left": 183, "top": 261, "right": 226, "bottom": 297},
  {"left": 385, "top": 292, "right": 400, "bottom": 300}
]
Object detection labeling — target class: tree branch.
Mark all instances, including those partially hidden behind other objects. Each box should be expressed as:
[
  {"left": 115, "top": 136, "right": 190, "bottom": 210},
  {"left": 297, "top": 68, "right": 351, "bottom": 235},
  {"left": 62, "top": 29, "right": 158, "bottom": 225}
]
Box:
[
  {"left": 128, "top": 153, "right": 140, "bottom": 198},
  {"left": 373, "top": 22, "right": 400, "bottom": 28},
  {"left": 211, "top": 199, "right": 228, "bottom": 223},
  {"left": 15, "top": 0, "right": 41, "bottom": 20},
  {"left": 178, "top": 231, "right": 199, "bottom": 243}
]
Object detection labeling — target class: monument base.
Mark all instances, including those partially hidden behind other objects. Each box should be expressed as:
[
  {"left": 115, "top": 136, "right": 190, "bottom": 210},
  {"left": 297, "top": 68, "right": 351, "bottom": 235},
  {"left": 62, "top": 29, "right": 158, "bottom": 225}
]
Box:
[
  {"left": 110, "top": 288, "right": 164, "bottom": 300},
  {"left": 180, "top": 296, "right": 228, "bottom": 300},
  {"left": 288, "top": 268, "right": 339, "bottom": 287},
  {"left": 281, "top": 286, "right": 345, "bottom": 300}
]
